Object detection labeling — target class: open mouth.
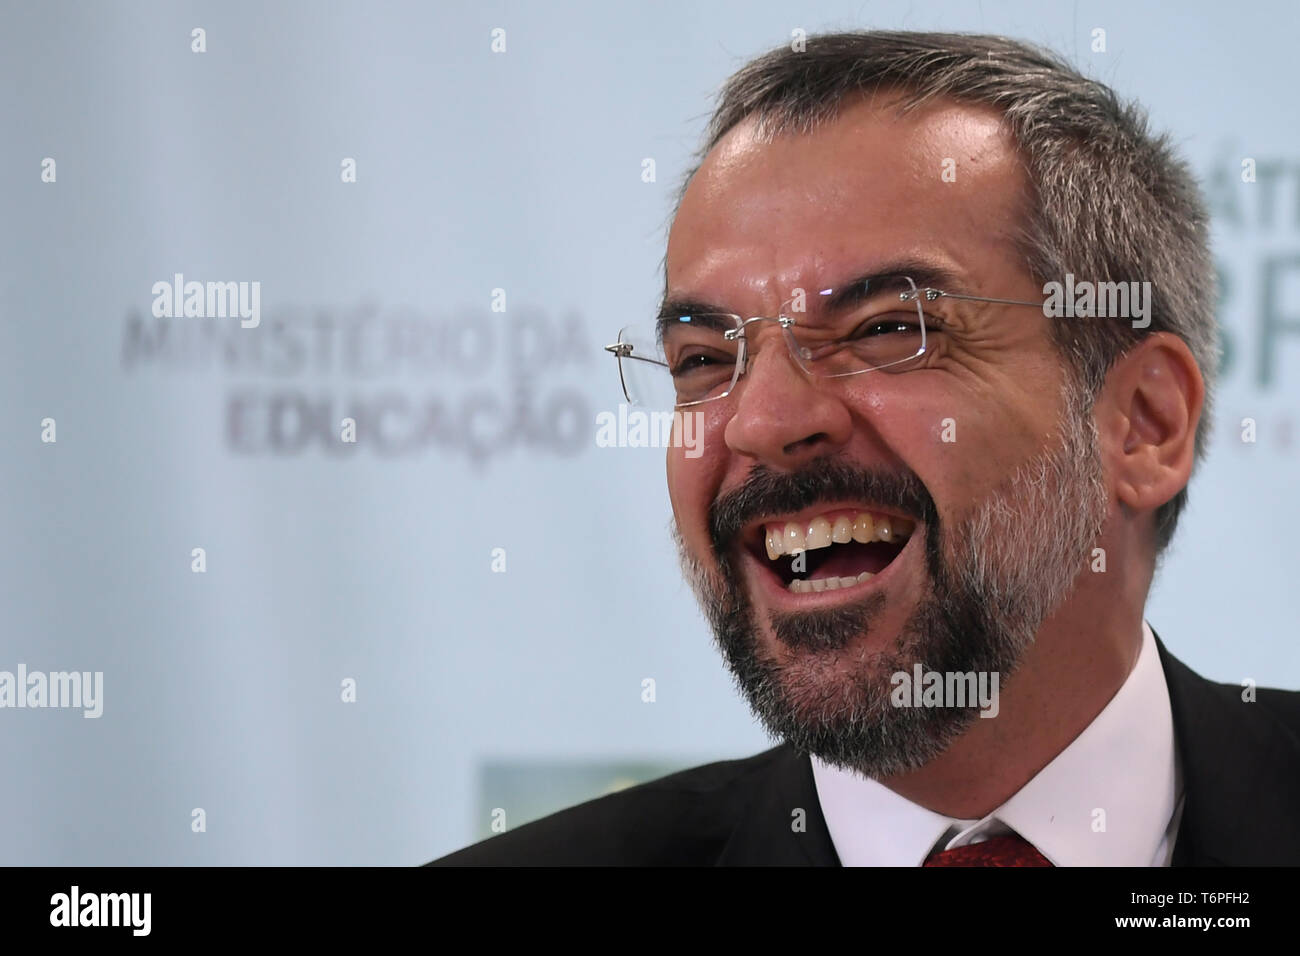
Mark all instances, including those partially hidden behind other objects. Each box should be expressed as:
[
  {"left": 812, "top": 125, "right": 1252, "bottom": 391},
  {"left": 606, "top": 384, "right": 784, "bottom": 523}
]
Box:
[{"left": 744, "top": 508, "right": 915, "bottom": 593}]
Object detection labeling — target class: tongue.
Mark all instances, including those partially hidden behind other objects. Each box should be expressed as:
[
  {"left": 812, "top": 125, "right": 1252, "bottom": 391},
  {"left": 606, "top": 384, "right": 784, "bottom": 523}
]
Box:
[{"left": 808, "top": 541, "right": 900, "bottom": 578}]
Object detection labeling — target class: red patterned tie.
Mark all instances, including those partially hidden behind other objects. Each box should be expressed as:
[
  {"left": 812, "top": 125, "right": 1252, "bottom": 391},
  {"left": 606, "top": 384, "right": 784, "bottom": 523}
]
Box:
[{"left": 924, "top": 834, "right": 1053, "bottom": 867}]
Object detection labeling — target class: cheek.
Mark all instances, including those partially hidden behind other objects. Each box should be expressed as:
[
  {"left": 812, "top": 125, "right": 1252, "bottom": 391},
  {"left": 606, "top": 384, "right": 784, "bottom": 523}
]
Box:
[
  {"left": 667, "top": 408, "right": 730, "bottom": 543},
  {"left": 850, "top": 378, "right": 1051, "bottom": 512}
]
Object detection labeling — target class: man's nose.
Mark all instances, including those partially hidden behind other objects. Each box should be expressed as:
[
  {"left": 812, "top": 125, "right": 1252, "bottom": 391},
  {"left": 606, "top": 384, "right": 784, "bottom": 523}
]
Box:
[{"left": 722, "top": 325, "right": 854, "bottom": 465}]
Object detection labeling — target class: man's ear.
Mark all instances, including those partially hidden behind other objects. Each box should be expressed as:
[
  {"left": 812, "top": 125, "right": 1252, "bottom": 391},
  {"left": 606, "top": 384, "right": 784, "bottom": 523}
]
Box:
[{"left": 1096, "top": 332, "right": 1204, "bottom": 519}]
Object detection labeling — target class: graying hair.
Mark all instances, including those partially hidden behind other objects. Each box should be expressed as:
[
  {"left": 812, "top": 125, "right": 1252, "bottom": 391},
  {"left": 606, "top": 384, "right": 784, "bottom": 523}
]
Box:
[{"left": 671, "top": 30, "right": 1216, "bottom": 556}]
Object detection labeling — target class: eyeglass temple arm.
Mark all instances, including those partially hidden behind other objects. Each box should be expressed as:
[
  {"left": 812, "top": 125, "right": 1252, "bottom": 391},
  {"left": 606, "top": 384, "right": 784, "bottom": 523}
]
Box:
[{"left": 913, "top": 289, "right": 1042, "bottom": 308}]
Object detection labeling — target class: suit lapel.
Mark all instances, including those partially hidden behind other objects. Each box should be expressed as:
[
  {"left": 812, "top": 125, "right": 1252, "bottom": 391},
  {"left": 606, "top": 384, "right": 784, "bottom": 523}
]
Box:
[
  {"left": 1157, "top": 634, "right": 1300, "bottom": 865},
  {"left": 715, "top": 744, "right": 840, "bottom": 865}
]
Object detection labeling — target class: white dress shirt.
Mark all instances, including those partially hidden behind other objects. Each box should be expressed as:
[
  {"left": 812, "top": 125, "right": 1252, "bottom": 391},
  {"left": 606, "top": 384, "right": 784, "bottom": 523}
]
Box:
[{"left": 811, "top": 620, "right": 1184, "bottom": 866}]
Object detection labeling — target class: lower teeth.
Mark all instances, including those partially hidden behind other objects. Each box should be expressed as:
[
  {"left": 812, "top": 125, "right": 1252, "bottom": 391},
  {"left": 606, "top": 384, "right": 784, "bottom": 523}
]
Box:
[{"left": 788, "top": 571, "right": 873, "bottom": 593}]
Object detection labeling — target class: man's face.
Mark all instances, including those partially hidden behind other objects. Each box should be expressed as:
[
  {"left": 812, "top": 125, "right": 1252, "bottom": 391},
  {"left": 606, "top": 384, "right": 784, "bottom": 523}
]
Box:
[{"left": 664, "top": 94, "right": 1110, "bottom": 776}]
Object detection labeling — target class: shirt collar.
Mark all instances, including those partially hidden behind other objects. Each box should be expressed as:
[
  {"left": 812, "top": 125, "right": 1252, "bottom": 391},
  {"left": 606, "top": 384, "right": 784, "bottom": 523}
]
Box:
[{"left": 811, "top": 620, "right": 1180, "bottom": 866}]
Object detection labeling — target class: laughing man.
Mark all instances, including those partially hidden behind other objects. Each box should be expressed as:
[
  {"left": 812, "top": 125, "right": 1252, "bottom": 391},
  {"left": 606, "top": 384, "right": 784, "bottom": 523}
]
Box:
[{"left": 432, "top": 31, "right": 1300, "bottom": 867}]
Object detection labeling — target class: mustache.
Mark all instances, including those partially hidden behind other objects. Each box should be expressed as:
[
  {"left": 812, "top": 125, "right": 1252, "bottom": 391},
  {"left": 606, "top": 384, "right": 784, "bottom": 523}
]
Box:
[{"left": 708, "top": 457, "right": 938, "bottom": 553}]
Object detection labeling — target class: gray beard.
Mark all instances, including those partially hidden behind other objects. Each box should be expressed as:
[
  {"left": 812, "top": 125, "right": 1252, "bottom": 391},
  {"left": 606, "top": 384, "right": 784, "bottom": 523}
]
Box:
[{"left": 674, "top": 384, "right": 1109, "bottom": 779}]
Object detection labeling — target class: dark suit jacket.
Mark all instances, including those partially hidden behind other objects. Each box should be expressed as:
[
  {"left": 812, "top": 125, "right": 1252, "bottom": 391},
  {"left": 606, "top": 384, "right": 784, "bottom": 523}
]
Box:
[{"left": 429, "top": 638, "right": 1300, "bottom": 865}]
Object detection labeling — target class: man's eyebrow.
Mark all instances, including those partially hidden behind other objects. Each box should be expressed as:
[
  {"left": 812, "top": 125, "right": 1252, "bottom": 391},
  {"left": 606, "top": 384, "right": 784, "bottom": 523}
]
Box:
[
  {"left": 658, "top": 260, "right": 963, "bottom": 320},
  {"left": 814, "top": 262, "right": 963, "bottom": 313},
  {"left": 656, "top": 296, "right": 736, "bottom": 320}
]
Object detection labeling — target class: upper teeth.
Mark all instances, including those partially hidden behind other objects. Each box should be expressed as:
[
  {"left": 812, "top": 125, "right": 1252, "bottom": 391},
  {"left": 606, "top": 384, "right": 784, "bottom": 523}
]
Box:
[{"left": 764, "top": 511, "right": 915, "bottom": 560}]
